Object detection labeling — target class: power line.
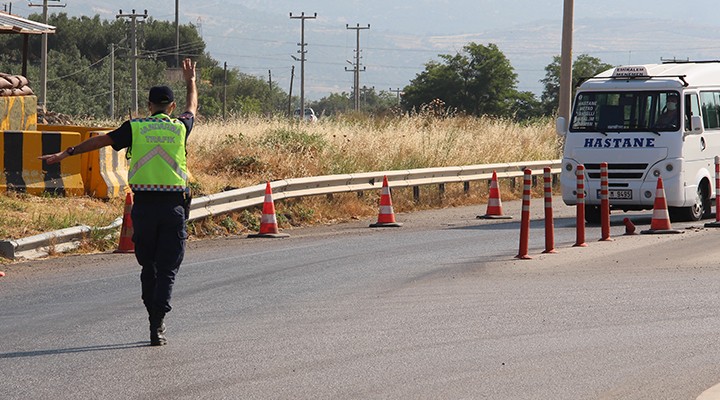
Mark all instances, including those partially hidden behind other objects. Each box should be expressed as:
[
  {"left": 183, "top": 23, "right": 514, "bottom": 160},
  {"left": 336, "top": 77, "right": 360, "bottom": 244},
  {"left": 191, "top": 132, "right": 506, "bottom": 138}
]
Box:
[{"left": 47, "top": 52, "right": 111, "bottom": 82}]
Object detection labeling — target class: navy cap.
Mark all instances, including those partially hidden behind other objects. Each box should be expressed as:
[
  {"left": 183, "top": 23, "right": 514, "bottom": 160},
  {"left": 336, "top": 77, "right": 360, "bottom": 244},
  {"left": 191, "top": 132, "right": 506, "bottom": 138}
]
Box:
[{"left": 148, "top": 86, "right": 174, "bottom": 104}]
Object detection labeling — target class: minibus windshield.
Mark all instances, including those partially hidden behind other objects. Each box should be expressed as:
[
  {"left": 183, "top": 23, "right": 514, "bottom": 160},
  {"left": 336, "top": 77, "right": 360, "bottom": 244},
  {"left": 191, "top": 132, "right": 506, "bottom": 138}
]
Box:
[{"left": 569, "top": 91, "right": 680, "bottom": 133}]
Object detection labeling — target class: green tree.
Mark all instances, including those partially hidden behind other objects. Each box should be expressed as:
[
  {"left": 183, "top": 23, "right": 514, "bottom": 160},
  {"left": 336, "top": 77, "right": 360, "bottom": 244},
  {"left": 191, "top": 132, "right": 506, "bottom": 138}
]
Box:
[
  {"left": 540, "top": 54, "right": 614, "bottom": 116},
  {"left": 402, "top": 43, "right": 521, "bottom": 118},
  {"left": 359, "top": 88, "right": 398, "bottom": 115},
  {"left": 199, "top": 64, "right": 287, "bottom": 117},
  {"left": 402, "top": 60, "right": 460, "bottom": 113},
  {"left": 510, "top": 91, "right": 544, "bottom": 121},
  {"left": 310, "top": 92, "right": 352, "bottom": 116},
  {"left": 0, "top": 12, "right": 290, "bottom": 119}
]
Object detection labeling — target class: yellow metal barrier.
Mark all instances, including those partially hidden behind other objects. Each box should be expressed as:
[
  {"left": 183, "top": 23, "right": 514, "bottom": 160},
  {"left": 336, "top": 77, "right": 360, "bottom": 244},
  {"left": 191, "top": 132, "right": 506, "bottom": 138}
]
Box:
[
  {"left": 36, "top": 124, "right": 128, "bottom": 198},
  {"left": 0, "top": 130, "right": 83, "bottom": 195},
  {"left": 37, "top": 124, "right": 115, "bottom": 140},
  {"left": 85, "top": 130, "right": 129, "bottom": 198}
]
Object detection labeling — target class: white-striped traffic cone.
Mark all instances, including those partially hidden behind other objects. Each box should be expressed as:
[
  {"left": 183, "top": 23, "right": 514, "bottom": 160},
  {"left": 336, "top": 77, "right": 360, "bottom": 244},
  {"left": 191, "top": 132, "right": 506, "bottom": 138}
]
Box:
[
  {"left": 370, "top": 176, "right": 402, "bottom": 227},
  {"left": 248, "top": 182, "right": 290, "bottom": 238},
  {"left": 641, "top": 177, "right": 682, "bottom": 235},
  {"left": 478, "top": 171, "right": 512, "bottom": 219},
  {"left": 114, "top": 192, "right": 135, "bottom": 253}
]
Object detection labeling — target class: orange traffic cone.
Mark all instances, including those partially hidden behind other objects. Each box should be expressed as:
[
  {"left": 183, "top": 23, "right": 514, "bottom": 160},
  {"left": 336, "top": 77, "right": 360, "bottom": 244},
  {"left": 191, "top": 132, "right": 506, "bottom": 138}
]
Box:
[
  {"left": 370, "top": 176, "right": 402, "bottom": 227},
  {"left": 641, "top": 177, "right": 683, "bottom": 234},
  {"left": 623, "top": 217, "right": 637, "bottom": 235},
  {"left": 248, "top": 182, "right": 290, "bottom": 238},
  {"left": 477, "top": 171, "right": 512, "bottom": 219},
  {"left": 115, "top": 192, "right": 135, "bottom": 253}
]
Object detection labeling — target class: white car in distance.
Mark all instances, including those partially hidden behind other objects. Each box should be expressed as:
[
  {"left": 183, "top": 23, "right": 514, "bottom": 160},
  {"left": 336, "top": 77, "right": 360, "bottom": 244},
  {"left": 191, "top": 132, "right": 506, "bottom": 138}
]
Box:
[{"left": 294, "top": 107, "right": 318, "bottom": 122}]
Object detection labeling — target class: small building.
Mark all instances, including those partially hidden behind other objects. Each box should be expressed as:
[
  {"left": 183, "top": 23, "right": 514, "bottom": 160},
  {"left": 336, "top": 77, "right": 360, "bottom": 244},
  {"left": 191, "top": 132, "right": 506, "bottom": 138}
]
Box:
[{"left": 0, "top": 11, "right": 56, "bottom": 77}]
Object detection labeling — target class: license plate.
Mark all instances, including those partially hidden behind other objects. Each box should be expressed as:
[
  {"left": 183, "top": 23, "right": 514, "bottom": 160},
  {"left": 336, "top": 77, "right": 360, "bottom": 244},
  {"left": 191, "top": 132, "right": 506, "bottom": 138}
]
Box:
[{"left": 597, "top": 189, "right": 632, "bottom": 199}]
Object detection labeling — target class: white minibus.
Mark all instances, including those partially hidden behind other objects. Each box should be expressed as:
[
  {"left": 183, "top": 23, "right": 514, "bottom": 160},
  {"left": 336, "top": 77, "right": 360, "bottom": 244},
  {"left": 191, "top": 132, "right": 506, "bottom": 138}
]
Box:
[{"left": 557, "top": 61, "right": 720, "bottom": 222}]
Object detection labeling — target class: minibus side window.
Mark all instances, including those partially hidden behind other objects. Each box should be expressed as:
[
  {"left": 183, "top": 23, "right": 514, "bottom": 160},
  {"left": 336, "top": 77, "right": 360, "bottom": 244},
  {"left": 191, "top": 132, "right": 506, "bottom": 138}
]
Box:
[
  {"left": 701, "top": 91, "right": 720, "bottom": 129},
  {"left": 685, "top": 93, "right": 700, "bottom": 132}
]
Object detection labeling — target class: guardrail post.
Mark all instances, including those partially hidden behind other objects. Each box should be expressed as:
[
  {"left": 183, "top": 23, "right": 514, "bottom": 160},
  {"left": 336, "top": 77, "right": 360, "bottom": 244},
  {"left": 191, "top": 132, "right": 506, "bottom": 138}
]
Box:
[
  {"left": 438, "top": 183, "right": 445, "bottom": 200},
  {"left": 413, "top": 186, "right": 420, "bottom": 203},
  {"left": 463, "top": 181, "right": 470, "bottom": 194}
]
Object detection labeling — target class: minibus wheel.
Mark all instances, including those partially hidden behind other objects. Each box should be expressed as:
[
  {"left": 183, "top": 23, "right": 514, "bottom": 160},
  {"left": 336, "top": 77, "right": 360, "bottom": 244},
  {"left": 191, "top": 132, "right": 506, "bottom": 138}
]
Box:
[
  {"left": 668, "top": 185, "right": 709, "bottom": 222},
  {"left": 584, "top": 204, "right": 601, "bottom": 224}
]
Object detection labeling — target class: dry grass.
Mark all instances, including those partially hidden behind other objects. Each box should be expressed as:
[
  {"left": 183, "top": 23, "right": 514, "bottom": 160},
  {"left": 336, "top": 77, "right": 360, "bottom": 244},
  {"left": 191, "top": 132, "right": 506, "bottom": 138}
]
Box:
[
  {"left": 0, "top": 113, "right": 561, "bottom": 259},
  {"left": 0, "top": 191, "right": 123, "bottom": 244},
  {"left": 188, "top": 114, "right": 561, "bottom": 194}
]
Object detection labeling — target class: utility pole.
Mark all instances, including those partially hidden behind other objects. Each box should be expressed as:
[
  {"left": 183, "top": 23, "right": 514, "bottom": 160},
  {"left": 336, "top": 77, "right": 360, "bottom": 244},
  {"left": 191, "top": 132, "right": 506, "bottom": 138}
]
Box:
[
  {"left": 223, "top": 61, "right": 227, "bottom": 120},
  {"left": 360, "top": 85, "right": 374, "bottom": 107},
  {"left": 109, "top": 43, "right": 115, "bottom": 119},
  {"left": 389, "top": 88, "right": 403, "bottom": 105},
  {"left": 345, "top": 23, "right": 369, "bottom": 111},
  {"left": 3, "top": 3, "right": 12, "bottom": 13},
  {"left": 558, "top": 0, "right": 574, "bottom": 126},
  {"left": 117, "top": 9, "right": 148, "bottom": 116},
  {"left": 287, "top": 65, "right": 295, "bottom": 117},
  {"left": 289, "top": 12, "right": 316, "bottom": 116},
  {"left": 175, "top": 0, "right": 180, "bottom": 68},
  {"left": 267, "top": 69, "right": 273, "bottom": 117},
  {"left": 29, "top": 0, "right": 65, "bottom": 113}
]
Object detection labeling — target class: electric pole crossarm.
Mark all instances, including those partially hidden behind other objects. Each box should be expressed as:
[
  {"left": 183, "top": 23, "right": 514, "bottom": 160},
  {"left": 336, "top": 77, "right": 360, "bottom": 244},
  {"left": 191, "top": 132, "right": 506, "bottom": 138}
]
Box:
[{"left": 389, "top": 88, "right": 404, "bottom": 105}]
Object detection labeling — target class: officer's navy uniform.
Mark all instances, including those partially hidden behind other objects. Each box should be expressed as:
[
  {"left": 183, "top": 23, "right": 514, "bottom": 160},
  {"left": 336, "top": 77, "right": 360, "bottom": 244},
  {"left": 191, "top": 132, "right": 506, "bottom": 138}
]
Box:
[{"left": 108, "top": 107, "right": 194, "bottom": 344}]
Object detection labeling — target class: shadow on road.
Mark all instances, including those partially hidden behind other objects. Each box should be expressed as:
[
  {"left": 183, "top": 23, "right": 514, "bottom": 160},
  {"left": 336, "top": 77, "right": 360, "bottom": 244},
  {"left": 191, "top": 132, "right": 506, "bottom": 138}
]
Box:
[
  {"left": 449, "top": 214, "right": 654, "bottom": 231},
  {"left": 0, "top": 341, "right": 148, "bottom": 359}
]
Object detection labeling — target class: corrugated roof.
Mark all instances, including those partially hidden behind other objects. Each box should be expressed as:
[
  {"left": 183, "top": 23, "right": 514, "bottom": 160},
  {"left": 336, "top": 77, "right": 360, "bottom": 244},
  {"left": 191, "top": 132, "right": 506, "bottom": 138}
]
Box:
[{"left": 0, "top": 11, "right": 55, "bottom": 34}]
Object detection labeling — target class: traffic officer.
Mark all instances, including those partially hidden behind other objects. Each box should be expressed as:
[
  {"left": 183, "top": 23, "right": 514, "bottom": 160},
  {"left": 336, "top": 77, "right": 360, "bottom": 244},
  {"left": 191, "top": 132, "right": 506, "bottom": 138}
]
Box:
[{"left": 40, "top": 57, "right": 198, "bottom": 346}]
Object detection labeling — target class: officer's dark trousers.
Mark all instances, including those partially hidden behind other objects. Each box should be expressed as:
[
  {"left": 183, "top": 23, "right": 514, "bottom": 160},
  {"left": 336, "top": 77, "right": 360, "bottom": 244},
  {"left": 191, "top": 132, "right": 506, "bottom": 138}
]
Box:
[{"left": 131, "top": 192, "right": 187, "bottom": 315}]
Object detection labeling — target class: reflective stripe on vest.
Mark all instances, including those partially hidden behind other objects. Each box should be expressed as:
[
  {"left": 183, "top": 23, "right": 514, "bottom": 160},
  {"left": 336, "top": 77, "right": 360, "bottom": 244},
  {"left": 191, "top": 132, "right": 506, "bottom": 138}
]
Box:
[{"left": 128, "top": 114, "right": 188, "bottom": 192}]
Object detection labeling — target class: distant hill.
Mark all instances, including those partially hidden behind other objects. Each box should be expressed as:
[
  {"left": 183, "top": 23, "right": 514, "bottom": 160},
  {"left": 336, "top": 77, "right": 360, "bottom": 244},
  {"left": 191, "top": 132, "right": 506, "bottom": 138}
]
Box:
[{"left": 11, "top": 1, "right": 720, "bottom": 100}]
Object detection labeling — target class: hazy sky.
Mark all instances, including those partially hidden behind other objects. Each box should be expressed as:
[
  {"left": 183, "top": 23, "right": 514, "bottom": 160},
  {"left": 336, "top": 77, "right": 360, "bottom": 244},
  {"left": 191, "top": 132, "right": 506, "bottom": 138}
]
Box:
[{"left": 8, "top": 1, "right": 720, "bottom": 100}]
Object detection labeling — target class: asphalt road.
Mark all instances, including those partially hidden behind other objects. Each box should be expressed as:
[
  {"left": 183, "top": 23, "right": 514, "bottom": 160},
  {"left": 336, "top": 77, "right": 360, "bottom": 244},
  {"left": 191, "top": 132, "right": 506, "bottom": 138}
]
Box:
[{"left": 2, "top": 198, "right": 720, "bottom": 399}]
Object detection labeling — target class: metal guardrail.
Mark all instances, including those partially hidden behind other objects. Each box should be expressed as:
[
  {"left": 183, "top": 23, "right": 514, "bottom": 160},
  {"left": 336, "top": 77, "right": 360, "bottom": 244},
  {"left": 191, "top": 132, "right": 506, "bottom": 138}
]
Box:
[{"left": 0, "top": 159, "right": 561, "bottom": 260}]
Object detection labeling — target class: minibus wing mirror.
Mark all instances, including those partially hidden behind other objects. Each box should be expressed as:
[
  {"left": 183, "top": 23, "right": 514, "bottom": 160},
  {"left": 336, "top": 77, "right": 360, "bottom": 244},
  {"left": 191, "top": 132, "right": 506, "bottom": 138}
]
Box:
[{"left": 690, "top": 115, "right": 703, "bottom": 134}]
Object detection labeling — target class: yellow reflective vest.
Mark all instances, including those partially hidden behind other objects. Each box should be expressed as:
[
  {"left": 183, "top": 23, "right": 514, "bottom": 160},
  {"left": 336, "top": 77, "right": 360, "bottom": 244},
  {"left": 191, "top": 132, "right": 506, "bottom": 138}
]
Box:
[{"left": 128, "top": 113, "right": 188, "bottom": 192}]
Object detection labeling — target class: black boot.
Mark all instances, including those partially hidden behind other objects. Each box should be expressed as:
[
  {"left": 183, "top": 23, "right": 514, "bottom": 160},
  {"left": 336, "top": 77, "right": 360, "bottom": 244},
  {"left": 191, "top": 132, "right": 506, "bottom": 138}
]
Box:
[{"left": 149, "top": 312, "right": 167, "bottom": 346}]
